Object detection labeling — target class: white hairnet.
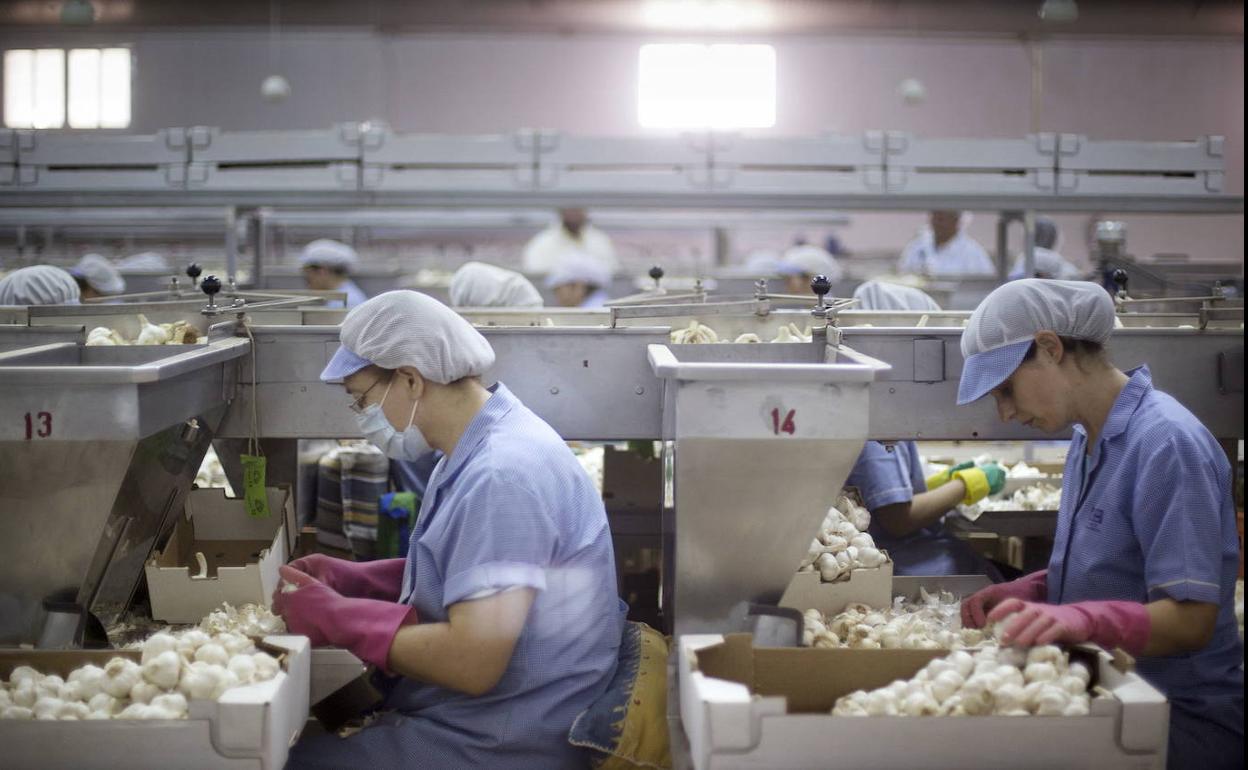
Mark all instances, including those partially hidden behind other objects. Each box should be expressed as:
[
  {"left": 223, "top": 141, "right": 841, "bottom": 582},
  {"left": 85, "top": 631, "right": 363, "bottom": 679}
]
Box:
[
  {"left": 545, "top": 250, "right": 611, "bottom": 289},
  {"left": 72, "top": 253, "right": 126, "bottom": 295},
  {"left": 962, "top": 279, "right": 1114, "bottom": 359},
  {"left": 852, "top": 280, "right": 941, "bottom": 312},
  {"left": 743, "top": 249, "right": 781, "bottom": 275},
  {"left": 0, "top": 265, "right": 81, "bottom": 305},
  {"left": 328, "top": 290, "right": 495, "bottom": 385},
  {"left": 116, "top": 252, "right": 170, "bottom": 271},
  {"left": 777, "top": 244, "right": 844, "bottom": 282},
  {"left": 449, "top": 262, "right": 543, "bottom": 308},
  {"left": 299, "top": 239, "right": 358, "bottom": 272}
]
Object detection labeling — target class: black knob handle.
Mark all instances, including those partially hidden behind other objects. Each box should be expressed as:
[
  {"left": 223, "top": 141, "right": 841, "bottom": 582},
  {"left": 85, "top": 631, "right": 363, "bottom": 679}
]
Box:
[
  {"left": 648, "top": 265, "right": 664, "bottom": 282},
  {"left": 810, "top": 274, "right": 832, "bottom": 298},
  {"left": 186, "top": 263, "right": 202, "bottom": 280},
  {"left": 1112, "top": 269, "right": 1128, "bottom": 291},
  {"left": 201, "top": 275, "right": 221, "bottom": 297}
]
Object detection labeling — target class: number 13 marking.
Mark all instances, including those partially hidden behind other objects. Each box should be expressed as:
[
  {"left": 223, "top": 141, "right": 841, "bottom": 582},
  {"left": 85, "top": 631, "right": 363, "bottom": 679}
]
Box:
[
  {"left": 24, "top": 411, "right": 52, "bottom": 440},
  {"left": 770, "top": 408, "right": 796, "bottom": 435}
]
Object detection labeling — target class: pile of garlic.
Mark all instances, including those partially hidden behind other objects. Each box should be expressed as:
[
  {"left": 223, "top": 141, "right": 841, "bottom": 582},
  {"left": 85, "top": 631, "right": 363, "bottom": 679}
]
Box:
[
  {"left": 199, "top": 603, "right": 286, "bottom": 638},
  {"left": 797, "top": 496, "right": 888, "bottom": 583},
  {"left": 0, "top": 628, "right": 280, "bottom": 721},
  {"left": 831, "top": 644, "right": 1093, "bottom": 717},
  {"left": 668, "top": 320, "right": 814, "bottom": 345},
  {"left": 959, "top": 482, "right": 1063, "bottom": 521},
  {"left": 86, "top": 314, "right": 200, "bottom": 346},
  {"left": 803, "top": 588, "right": 990, "bottom": 650}
]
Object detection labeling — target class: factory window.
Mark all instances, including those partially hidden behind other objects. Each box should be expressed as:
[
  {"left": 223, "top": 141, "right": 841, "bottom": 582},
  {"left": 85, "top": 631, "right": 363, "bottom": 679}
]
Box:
[
  {"left": 638, "top": 43, "right": 775, "bottom": 129},
  {"left": 4, "top": 47, "right": 131, "bottom": 129}
]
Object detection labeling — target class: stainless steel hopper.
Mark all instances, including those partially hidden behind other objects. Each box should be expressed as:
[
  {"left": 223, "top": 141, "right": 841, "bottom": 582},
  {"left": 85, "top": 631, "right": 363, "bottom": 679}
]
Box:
[{"left": 0, "top": 337, "right": 249, "bottom": 646}]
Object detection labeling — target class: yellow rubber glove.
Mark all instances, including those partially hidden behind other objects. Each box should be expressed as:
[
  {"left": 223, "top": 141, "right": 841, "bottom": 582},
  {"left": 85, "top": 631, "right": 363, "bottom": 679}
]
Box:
[
  {"left": 952, "top": 463, "right": 1007, "bottom": 505},
  {"left": 925, "top": 460, "right": 975, "bottom": 492}
]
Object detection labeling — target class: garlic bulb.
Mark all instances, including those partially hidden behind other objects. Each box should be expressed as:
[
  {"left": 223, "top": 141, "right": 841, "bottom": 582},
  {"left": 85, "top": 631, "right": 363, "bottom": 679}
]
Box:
[
  {"left": 142, "top": 650, "right": 183, "bottom": 690},
  {"left": 252, "top": 652, "right": 280, "bottom": 682},
  {"left": 178, "top": 662, "right": 218, "bottom": 700},
  {"left": 56, "top": 701, "right": 90, "bottom": 720},
  {"left": 176, "top": 629, "right": 213, "bottom": 661},
  {"left": 33, "top": 696, "right": 64, "bottom": 720},
  {"left": 150, "top": 692, "right": 189, "bottom": 719},
  {"left": 87, "top": 692, "right": 119, "bottom": 716},
  {"left": 733, "top": 333, "right": 761, "bottom": 344},
  {"left": 129, "top": 680, "right": 162, "bottom": 705},
  {"left": 227, "top": 654, "right": 258, "bottom": 684},
  {"left": 8, "top": 666, "right": 41, "bottom": 687},
  {"left": 208, "top": 667, "right": 240, "bottom": 700},
  {"left": 135, "top": 314, "right": 170, "bottom": 345},
  {"left": 35, "top": 675, "right": 65, "bottom": 699},
  {"left": 670, "top": 321, "right": 719, "bottom": 345},
  {"left": 11, "top": 680, "right": 37, "bottom": 708},
  {"left": 66, "top": 663, "right": 106, "bottom": 701},
  {"left": 2, "top": 706, "right": 34, "bottom": 720},
  {"left": 1024, "top": 661, "right": 1059, "bottom": 684},
  {"left": 194, "top": 642, "right": 229, "bottom": 667},
  {"left": 102, "top": 657, "right": 142, "bottom": 698}
]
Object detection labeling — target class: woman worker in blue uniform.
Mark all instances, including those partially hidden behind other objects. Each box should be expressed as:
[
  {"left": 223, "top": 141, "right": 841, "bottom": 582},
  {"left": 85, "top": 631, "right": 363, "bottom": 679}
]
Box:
[
  {"left": 843, "top": 281, "right": 1003, "bottom": 579},
  {"left": 274, "top": 290, "right": 626, "bottom": 768},
  {"left": 957, "top": 279, "right": 1242, "bottom": 769}
]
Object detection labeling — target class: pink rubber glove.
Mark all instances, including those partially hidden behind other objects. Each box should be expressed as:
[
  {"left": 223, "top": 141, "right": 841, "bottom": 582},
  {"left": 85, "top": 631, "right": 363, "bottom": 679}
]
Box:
[
  {"left": 287, "top": 554, "right": 406, "bottom": 602},
  {"left": 987, "top": 598, "right": 1152, "bottom": 656},
  {"left": 272, "top": 564, "right": 416, "bottom": 670},
  {"left": 961, "top": 570, "right": 1049, "bottom": 629}
]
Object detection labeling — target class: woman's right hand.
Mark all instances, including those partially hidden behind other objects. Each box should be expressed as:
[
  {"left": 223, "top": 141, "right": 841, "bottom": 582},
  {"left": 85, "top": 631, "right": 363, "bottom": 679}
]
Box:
[{"left": 961, "top": 570, "right": 1049, "bottom": 628}]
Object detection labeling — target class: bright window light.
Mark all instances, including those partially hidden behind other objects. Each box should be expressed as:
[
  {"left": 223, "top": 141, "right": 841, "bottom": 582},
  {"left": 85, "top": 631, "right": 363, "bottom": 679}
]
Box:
[
  {"left": 638, "top": 43, "right": 775, "bottom": 129},
  {"left": 5, "top": 47, "right": 130, "bottom": 129},
  {"left": 5, "top": 49, "right": 66, "bottom": 129}
]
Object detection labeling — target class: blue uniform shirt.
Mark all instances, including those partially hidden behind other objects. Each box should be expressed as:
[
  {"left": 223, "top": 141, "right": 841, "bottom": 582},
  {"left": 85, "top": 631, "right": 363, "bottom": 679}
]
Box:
[
  {"left": 845, "top": 440, "right": 999, "bottom": 578},
  {"left": 1047, "top": 366, "right": 1243, "bottom": 738},
  {"left": 385, "top": 382, "right": 624, "bottom": 768}
]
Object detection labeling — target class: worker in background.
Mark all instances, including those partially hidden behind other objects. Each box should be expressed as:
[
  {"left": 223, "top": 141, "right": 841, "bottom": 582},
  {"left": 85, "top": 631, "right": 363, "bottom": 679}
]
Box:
[
  {"left": 843, "top": 280, "right": 1003, "bottom": 579},
  {"left": 1008, "top": 217, "right": 1084, "bottom": 280},
  {"left": 115, "top": 251, "right": 170, "bottom": 272},
  {"left": 274, "top": 291, "right": 624, "bottom": 768},
  {"left": 0, "top": 265, "right": 80, "bottom": 305},
  {"left": 448, "top": 261, "right": 543, "bottom": 308},
  {"left": 70, "top": 253, "right": 126, "bottom": 300},
  {"left": 776, "top": 243, "right": 844, "bottom": 296},
  {"left": 897, "top": 210, "right": 995, "bottom": 276},
  {"left": 299, "top": 239, "right": 368, "bottom": 308},
  {"left": 546, "top": 250, "right": 612, "bottom": 308},
  {"left": 522, "top": 207, "right": 618, "bottom": 275},
  {"left": 957, "top": 280, "right": 1242, "bottom": 770}
]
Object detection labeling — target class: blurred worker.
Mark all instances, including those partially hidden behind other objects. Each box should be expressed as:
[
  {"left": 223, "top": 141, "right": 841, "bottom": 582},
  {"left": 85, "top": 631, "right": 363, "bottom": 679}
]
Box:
[
  {"left": 1009, "top": 217, "right": 1083, "bottom": 280},
  {"left": 299, "top": 239, "right": 368, "bottom": 308},
  {"left": 70, "top": 253, "right": 126, "bottom": 300},
  {"left": 116, "top": 251, "right": 170, "bottom": 272},
  {"left": 898, "top": 210, "right": 994, "bottom": 276},
  {"left": 743, "top": 249, "right": 782, "bottom": 277},
  {"left": 844, "top": 281, "right": 1002, "bottom": 579},
  {"left": 957, "top": 280, "right": 1243, "bottom": 769},
  {"left": 448, "top": 261, "right": 543, "bottom": 308},
  {"left": 275, "top": 290, "right": 624, "bottom": 768},
  {"left": 522, "top": 208, "right": 618, "bottom": 275},
  {"left": 546, "top": 250, "right": 612, "bottom": 308},
  {"left": 0, "top": 265, "right": 80, "bottom": 305},
  {"left": 776, "top": 243, "right": 844, "bottom": 296}
]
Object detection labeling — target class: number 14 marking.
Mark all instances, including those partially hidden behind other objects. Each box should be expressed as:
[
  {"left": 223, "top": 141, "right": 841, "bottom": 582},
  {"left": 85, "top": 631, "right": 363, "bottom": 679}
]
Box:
[{"left": 770, "top": 408, "right": 796, "bottom": 435}]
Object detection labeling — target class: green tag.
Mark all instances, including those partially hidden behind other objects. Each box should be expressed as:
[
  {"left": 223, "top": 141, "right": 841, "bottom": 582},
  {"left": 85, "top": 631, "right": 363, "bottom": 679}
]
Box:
[{"left": 240, "top": 454, "right": 271, "bottom": 518}]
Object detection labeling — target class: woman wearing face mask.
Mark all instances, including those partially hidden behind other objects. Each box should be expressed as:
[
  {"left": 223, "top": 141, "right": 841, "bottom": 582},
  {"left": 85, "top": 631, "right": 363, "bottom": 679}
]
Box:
[
  {"left": 275, "top": 290, "right": 626, "bottom": 769},
  {"left": 956, "top": 280, "right": 1243, "bottom": 770}
]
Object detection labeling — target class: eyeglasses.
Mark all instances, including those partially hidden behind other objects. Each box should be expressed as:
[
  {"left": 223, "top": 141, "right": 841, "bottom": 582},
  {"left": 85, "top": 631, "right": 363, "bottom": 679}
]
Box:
[{"left": 347, "top": 374, "right": 389, "bottom": 414}]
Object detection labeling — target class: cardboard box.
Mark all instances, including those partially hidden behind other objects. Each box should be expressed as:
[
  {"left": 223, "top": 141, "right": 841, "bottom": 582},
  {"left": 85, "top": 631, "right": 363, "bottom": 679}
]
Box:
[
  {"left": 779, "top": 561, "right": 893, "bottom": 615},
  {"left": 146, "top": 487, "right": 294, "bottom": 624},
  {"left": 679, "top": 633, "right": 1168, "bottom": 770},
  {"left": 0, "top": 635, "right": 311, "bottom": 770}
]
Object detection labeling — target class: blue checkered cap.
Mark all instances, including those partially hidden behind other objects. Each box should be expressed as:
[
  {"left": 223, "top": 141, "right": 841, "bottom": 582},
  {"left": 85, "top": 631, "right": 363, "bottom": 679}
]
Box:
[{"left": 957, "top": 279, "right": 1114, "bottom": 405}]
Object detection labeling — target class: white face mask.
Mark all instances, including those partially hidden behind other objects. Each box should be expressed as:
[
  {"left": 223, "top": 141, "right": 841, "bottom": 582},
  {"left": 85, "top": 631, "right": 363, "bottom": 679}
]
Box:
[{"left": 354, "top": 374, "right": 431, "bottom": 461}]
